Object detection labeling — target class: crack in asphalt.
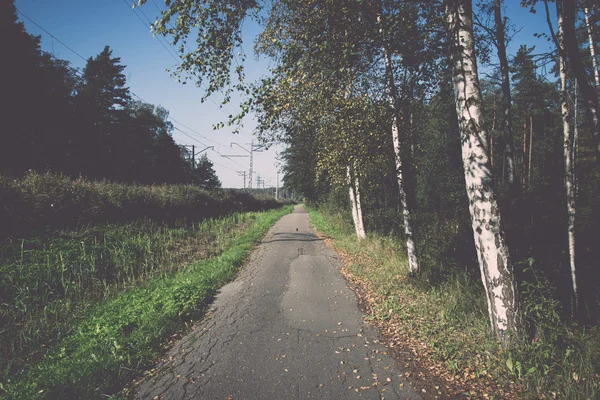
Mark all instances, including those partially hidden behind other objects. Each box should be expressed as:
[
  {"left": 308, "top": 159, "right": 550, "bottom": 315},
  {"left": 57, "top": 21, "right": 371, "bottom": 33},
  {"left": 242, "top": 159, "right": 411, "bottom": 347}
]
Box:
[{"left": 133, "top": 206, "right": 420, "bottom": 400}]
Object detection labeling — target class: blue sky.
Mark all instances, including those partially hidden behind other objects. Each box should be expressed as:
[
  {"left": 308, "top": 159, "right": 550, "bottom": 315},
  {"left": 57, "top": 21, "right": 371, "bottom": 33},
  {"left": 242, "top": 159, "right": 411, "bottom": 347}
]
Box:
[
  {"left": 15, "top": 0, "right": 279, "bottom": 189},
  {"left": 15, "top": 0, "right": 556, "bottom": 188}
]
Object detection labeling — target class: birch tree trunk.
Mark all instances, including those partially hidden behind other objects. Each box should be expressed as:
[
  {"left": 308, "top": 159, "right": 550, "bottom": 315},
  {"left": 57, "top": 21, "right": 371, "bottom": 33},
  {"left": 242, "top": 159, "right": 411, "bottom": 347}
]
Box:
[
  {"left": 491, "top": 94, "right": 496, "bottom": 169},
  {"left": 574, "top": 80, "right": 579, "bottom": 194},
  {"left": 584, "top": 7, "right": 600, "bottom": 96},
  {"left": 557, "top": 3, "right": 579, "bottom": 311},
  {"left": 494, "top": 0, "right": 517, "bottom": 188},
  {"left": 347, "top": 164, "right": 366, "bottom": 240},
  {"left": 446, "top": 0, "right": 522, "bottom": 342},
  {"left": 354, "top": 161, "right": 366, "bottom": 239},
  {"left": 376, "top": 8, "right": 420, "bottom": 274},
  {"left": 383, "top": 48, "right": 420, "bottom": 274},
  {"left": 560, "top": 0, "right": 600, "bottom": 159}
]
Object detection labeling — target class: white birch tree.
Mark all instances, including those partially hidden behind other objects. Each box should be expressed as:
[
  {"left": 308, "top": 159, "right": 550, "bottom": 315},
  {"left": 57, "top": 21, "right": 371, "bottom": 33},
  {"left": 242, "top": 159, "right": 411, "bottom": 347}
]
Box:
[
  {"left": 347, "top": 163, "right": 366, "bottom": 240},
  {"left": 559, "top": 0, "right": 600, "bottom": 159},
  {"left": 493, "top": 0, "right": 518, "bottom": 188},
  {"left": 378, "top": 9, "right": 420, "bottom": 274},
  {"left": 584, "top": 7, "right": 600, "bottom": 97},
  {"left": 385, "top": 63, "right": 419, "bottom": 273},
  {"left": 446, "top": 0, "right": 522, "bottom": 342},
  {"left": 555, "top": 1, "right": 579, "bottom": 311}
]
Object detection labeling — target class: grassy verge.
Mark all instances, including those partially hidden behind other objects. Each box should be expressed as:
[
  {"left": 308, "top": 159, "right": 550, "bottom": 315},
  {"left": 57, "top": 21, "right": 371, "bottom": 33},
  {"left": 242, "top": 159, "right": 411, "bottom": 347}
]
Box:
[
  {"left": 0, "top": 205, "right": 293, "bottom": 399},
  {"left": 307, "top": 206, "right": 599, "bottom": 399},
  {"left": 0, "top": 171, "right": 286, "bottom": 237}
]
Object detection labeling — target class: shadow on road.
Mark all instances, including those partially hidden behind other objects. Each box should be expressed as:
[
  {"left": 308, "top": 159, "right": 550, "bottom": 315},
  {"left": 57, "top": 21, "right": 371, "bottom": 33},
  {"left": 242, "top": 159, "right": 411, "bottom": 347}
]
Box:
[{"left": 262, "top": 232, "right": 325, "bottom": 243}]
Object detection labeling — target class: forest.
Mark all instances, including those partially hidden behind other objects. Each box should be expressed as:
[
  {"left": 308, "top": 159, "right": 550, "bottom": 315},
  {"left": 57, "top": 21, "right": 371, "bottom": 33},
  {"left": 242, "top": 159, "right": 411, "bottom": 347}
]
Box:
[
  {"left": 137, "top": 0, "right": 599, "bottom": 397},
  {"left": 1, "top": 0, "right": 221, "bottom": 188},
  {"left": 1, "top": 0, "right": 599, "bottom": 397},
  {"left": 1, "top": 2, "right": 290, "bottom": 397}
]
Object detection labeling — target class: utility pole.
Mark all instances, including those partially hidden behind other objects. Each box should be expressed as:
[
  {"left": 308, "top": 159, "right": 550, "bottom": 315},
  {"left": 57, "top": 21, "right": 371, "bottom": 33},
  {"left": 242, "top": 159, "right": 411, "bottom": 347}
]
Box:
[
  {"left": 237, "top": 171, "right": 246, "bottom": 189},
  {"left": 275, "top": 170, "right": 279, "bottom": 200},
  {"left": 180, "top": 145, "right": 214, "bottom": 169},
  {"left": 222, "top": 141, "right": 265, "bottom": 188},
  {"left": 255, "top": 174, "right": 262, "bottom": 189}
]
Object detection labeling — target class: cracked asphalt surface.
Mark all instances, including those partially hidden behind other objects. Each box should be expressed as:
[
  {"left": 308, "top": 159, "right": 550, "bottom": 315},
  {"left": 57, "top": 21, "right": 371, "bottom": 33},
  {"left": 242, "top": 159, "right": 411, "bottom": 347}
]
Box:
[{"left": 133, "top": 205, "right": 420, "bottom": 400}]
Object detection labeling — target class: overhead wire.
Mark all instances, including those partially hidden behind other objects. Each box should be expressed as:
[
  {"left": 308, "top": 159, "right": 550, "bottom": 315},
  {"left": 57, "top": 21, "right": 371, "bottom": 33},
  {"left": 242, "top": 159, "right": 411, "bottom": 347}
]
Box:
[
  {"left": 16, "top": 5, "right": 260, "bottom": 176},
  {"left": 141, "top": 0, "right": 240, "bottom": 118},
  {"left": 121, "top": 0, "right": 181, "bottom": 64},
  {"left": 16, "top": 9, "right": 87, "bottom": 62}
]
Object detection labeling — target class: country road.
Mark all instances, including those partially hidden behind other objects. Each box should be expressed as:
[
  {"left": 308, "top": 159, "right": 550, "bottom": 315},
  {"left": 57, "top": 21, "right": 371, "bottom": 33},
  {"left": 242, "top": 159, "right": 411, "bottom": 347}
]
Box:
[{"left": 133, "top": 205, "right": 420, "bottom": 400}]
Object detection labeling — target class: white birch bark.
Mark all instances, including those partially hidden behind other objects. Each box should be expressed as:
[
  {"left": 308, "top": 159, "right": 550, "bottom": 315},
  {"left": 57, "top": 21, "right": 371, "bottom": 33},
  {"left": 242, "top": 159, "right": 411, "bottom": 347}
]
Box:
[
  {"left": 446, "top": 0, "right": 522, "bottom": 342},
  {"left": 384, "top": 49, "right": 420, "bottom": 274},
  {"left": 494, "top": 0, "right": 517, "bottom": 188},
  {"left": 347, "top": 164, "right": 366, "bottom": 240},
  {"left": 584, "top": 8, "right": 600, "bottom": 96},
  {"left": 560, "top": 0, "right": 600, "bottom": 158},
  {"left": 353, "top": 161, "right": 366, "bottom": 239},
  {"left": 377, "top": 11, "right": 420, "bottom": 274},
  {"left": 573, "top": 80, "right": 579, "bottom": 194},
  {"left": 347, "top": 165, "right": 360, "bottom": 237},
  {"left": 557, "top": 7, "right": 579, "bottom": 311}
]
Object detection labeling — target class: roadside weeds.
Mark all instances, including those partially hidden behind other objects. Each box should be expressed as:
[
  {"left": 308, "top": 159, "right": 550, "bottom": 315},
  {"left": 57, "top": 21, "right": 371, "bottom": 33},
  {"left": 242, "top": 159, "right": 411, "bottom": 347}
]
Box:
[
  {"left": 0, "top": 206, "right": 293, "bottom": 399},
  {"left": 307, "top": 206, "right": 521, "bottom": 400}
]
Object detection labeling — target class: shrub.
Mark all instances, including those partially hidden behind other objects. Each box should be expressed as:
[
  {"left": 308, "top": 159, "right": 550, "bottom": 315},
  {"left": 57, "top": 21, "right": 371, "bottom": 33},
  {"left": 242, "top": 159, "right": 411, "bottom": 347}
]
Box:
[{"left": 0, "top": 171, "right": 283, "bottom": 237}]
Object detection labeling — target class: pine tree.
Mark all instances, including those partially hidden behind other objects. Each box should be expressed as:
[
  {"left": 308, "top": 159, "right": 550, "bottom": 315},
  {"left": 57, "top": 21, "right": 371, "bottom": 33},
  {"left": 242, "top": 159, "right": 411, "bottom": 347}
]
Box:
[
  {"left": 194, "top": 154, "right": 221, "bottom": 189},
  {"left": 75, "top": 46, "right": 131, "bottom": 179},
  {"left": 1, "top": 0, "right": 44, "bottom": 173}
]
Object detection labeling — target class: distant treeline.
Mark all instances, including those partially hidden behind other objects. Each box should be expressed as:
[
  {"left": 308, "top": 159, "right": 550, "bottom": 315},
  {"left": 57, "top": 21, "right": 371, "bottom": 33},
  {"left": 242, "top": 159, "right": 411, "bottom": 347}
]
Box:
[
  {"left": 0, "top": 172, "right": 282, "bottom": 237},
  {"left": 1, "top": 1, "right": 218, "bottom": 186}
]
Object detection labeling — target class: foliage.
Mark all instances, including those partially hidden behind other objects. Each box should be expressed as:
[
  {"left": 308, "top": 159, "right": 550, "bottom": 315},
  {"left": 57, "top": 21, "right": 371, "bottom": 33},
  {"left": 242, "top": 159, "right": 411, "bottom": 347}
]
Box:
[
  {"left": 0, "top": 171, "right": 281, "bottom": 237},
  {"left": 0, "top": 205, "right": 292, "bottom": 399},
  {"left": 308, "top": 206, "right": 599, "bottom": 399},
  {"left": 3, "top": 0, "right": 600, "bottom": 396},
  {"left": 0, "top": 1, "right": 203, "bottom": 185},
  {"left": 193, "top": 154, "right": 222, "bottom": 189}
]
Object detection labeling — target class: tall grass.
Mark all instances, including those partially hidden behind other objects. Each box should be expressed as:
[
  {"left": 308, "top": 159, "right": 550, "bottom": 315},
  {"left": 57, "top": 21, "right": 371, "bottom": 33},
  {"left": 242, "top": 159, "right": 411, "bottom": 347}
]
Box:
[
  {"left": 0, "top": 214, "right": 248, "bottom": 377},
  {"left": 0, "top": 172, "right": 292, "bottom": 397},
  {"left": 307, "top": 205, "right": 599, "bottom": 399},
  {"left": 0, "top": 206, "right": 293, "bottom": 399},
  {"left": 0, "top": 171, "right": 284, "bottom": 237}
]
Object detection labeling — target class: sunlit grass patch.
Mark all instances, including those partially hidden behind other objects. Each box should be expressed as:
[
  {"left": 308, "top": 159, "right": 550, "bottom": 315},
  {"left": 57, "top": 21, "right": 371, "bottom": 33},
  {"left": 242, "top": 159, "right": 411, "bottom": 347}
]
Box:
[
  {"left": 307, "top": 206, "right": 599, "bottom": 399},
  {"left": 0, "top": 205, "right": 292, "bottom": 399}
]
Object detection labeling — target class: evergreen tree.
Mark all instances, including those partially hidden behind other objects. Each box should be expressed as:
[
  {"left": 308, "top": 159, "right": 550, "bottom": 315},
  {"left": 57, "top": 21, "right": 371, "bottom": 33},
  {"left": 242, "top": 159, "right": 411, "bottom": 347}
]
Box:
[
  {"left": 1, "top": 0, "right": 46, "bottom": 173},
  {"left": 193, "top": 154, "right": 221, "bottom": 189},
  {"left": 75, "top": 46, "right": 131, "bottom": 179}
]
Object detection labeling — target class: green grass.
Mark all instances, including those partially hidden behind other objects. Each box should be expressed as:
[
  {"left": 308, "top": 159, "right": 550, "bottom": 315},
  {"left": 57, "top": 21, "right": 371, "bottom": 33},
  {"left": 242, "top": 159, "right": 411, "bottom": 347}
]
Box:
[
  {"left": 307, "top": 205, "right": 599, "bottom": 399},
  {"left": 0, "top": 171, "right": 286, "bottom": 237},
  {"left": 0, "top": 205, "right": 293, "bottom": 399}
]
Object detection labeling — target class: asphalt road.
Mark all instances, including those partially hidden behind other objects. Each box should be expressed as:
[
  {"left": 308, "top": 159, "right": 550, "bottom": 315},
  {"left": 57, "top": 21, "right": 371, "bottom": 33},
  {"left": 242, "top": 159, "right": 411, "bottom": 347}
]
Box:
[{"left": 133, "top": 205, "right": 420, "bottom": 400}]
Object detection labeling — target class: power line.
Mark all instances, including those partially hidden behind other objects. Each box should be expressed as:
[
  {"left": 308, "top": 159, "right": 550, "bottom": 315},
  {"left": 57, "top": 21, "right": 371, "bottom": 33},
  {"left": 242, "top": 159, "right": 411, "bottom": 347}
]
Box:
[
  {"left": 177, "top": 142, "right": 239, "bottom": 173},
  {"left": 168, "top": 116, "right": 227, "bottom": 148},
  {"left": 132, "top": 0, "right": 240, "bottom": 117},
  {"left": 124, "top": 0, "right": 239, "bottom": 117},
  {"left": 173, "top": 127, "right": 208, "bottom": 147},
  {"left": 16, "top": 9, "right": 87, "bottom": 62},
  {"left": 121, "top": 0, "right": 182, "bottom": 64},
  {"left": 169, "top": 120, "right": 247, "bottom": 167},
  {"left": 16, "top": 7, "right": 253, "bottom": 178},
  {"left": 171, "top": 126, "right": 249, "bottom": 170}
]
